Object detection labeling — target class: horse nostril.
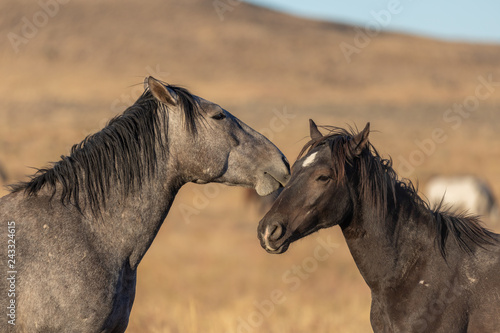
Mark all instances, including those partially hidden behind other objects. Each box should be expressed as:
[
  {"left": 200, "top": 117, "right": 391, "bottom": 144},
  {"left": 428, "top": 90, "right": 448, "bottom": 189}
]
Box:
[{"left": 267, "top": 222, "right": 285, "bottom": 241}]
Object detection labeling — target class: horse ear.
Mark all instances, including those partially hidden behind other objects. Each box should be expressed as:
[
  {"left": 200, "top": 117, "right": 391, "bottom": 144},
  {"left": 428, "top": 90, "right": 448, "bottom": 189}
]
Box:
[
  {"left": 147, "top": 76, "right": 176, "bottom": 106},
  {"left": 309, "top": 119, "right": 323, "bottom": 140},
  {"left": 351, "top": 122, "right": 370, "bottom": 155}
]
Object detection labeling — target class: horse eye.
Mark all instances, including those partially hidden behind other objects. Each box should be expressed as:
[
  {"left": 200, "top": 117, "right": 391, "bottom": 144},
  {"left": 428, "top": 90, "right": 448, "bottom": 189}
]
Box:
[
  {"left": 316, "top": 175, "right": 330, "bottom": 182},
  {"left": 212, "top": 112, "right": 226, "bottom": 120}
]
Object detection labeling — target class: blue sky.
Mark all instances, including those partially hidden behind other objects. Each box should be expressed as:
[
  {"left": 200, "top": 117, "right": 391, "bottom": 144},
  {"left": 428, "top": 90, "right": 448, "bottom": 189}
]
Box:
[{"left": 243, "top": 0, "right": 500, "bottom": 44}]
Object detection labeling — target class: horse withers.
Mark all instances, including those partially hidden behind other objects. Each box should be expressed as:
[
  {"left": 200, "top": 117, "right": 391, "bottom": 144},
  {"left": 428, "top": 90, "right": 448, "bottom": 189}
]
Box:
[
  {"left": 0, "top": 77, "right": 290, "bottom": 332},
  {"left": 258, "top": 120, "right": 500, "bottom": 333}
]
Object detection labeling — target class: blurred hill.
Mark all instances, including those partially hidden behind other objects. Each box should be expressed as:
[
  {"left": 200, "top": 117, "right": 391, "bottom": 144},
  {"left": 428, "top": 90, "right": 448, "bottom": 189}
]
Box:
[
  {"left": 2, "top": 0, "right": 500, "bottom": 105},
  {"left": 1, "top": 1, "right": 499, "bottom": 331}
]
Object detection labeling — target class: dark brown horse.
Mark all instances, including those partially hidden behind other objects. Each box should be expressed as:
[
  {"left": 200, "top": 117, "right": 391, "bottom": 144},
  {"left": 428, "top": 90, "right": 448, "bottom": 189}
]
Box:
[
  {"left": 258, "top": 120, "right": 500, "bottom": 332},
  {"left": 0, "top": 77, "right": 290, "bottom": 332}
]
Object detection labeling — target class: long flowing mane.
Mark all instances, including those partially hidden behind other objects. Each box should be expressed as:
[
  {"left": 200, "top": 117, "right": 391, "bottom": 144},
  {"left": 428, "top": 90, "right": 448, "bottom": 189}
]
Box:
[
  {"left": 299, "top": 125, "right": 498, "bottom": 257},
  {"left": 10, "top": 84, "right": 202, "bottom": 217}
]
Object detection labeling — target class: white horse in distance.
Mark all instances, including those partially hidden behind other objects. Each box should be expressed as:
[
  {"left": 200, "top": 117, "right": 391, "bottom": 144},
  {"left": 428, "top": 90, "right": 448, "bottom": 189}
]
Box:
[{"left": 426, "top": 175, "right": 499, "bottom": 228}]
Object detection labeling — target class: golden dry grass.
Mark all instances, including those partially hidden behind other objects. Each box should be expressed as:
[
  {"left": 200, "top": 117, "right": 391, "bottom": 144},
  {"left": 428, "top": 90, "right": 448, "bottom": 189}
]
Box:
[{"left": 1, "top": 0, "right": 499, "bottom": 332}]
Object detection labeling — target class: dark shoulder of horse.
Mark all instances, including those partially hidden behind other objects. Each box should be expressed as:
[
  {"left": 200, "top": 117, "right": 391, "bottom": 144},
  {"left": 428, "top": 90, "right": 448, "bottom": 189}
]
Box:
[
  {"left": 258, "top": 119, "right": 500, "bottom": 333},
  {"left": 0, "top": 77, "right": 290, "bottom": 332}
]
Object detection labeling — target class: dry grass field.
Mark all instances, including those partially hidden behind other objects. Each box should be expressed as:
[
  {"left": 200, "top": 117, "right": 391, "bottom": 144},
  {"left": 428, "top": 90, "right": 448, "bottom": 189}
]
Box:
[{"left": 1, "top": 0, "right": 499, "bottom": 332}]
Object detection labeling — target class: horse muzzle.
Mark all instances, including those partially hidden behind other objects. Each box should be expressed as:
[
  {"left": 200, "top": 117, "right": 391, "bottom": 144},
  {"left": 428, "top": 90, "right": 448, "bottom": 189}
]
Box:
[{"left": 258, "top": 220, "right": 290, "bottom": 254}]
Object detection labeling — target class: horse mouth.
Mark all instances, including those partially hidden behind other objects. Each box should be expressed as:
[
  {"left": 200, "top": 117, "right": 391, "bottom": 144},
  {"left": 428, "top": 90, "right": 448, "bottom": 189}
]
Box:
[
  {"left": 255, "top": 173, "right": 286, "bottom": 196},
  {"left": 253, "top": 156, "right": 290, "bottom": 196},
  {"left": 263, "top": 241, "right": 289, "bottom": 254},
  {"left": 266, "top": 168, "right": 290, "bottom": 187}
]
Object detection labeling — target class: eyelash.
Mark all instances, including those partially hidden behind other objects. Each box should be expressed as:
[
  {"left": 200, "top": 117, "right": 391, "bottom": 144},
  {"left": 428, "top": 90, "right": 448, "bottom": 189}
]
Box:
[
  {"left": 212, "top": 113, "right": 226, "bottom": 120},
  {"left": 316, "top": 175, "right": 330, "bottom": 182}
]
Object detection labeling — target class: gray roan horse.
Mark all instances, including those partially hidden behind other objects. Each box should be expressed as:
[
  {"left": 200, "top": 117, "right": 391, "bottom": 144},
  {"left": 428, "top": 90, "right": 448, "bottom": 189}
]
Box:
[
  {"left": 258, "top": 120, "right": 500, "bottom": 332},
  {"left": 0, "top": 77, "right": 290, "bottom": 332}
]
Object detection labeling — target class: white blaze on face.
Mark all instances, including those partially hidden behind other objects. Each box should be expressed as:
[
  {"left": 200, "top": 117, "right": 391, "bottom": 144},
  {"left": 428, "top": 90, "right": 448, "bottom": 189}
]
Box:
[{"left": 302, "top": 152, "right": 318, "bottom": 168}]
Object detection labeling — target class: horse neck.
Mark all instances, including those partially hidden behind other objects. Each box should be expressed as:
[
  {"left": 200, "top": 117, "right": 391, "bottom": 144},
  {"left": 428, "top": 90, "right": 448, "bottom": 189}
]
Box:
[
  {"left": 340, "top": 185, "right": 435, "bottom": 291},
  {"left": 91, "top": 149, "right": 183, "bottom": 270}
]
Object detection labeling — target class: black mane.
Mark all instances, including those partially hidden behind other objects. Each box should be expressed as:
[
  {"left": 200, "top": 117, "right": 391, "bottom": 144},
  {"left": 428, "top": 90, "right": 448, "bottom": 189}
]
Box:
[
  {"left": 299, "top": 125, "right": 498, "bottom": 257},
  {"left": 10, "top": 84, "right": 202, "bottom": 217}
]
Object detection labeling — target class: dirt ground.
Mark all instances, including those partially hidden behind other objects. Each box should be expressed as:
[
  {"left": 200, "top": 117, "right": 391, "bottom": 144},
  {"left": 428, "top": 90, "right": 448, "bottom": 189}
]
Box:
[{"left": 1, "top": 0, "right": 499, "bottom": 332}]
